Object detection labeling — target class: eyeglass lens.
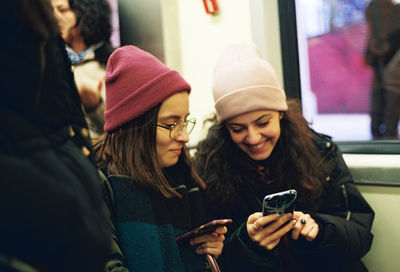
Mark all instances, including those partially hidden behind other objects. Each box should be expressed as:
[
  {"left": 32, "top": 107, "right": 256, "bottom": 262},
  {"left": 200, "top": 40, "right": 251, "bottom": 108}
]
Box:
[{"left": 170, "top": 119, "right": 195, "bottom": 140}]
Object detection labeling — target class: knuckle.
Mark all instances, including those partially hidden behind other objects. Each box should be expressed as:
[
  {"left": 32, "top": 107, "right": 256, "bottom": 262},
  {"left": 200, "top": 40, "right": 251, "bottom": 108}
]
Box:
[
  {"left": 259, "top": 240, "right": 268, "bottom": 247},
  {"left": 266, "top": 244, "right": 276, "bottom": 250}
]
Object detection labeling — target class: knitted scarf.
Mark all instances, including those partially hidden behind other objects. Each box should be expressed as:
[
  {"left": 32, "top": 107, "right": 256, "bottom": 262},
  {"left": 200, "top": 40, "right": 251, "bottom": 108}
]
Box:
[{"left": 108, "top": 164, "right": 210, "bottom": 272}]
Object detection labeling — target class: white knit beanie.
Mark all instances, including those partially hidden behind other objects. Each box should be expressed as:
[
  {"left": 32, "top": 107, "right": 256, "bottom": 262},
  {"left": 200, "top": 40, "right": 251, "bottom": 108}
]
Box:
[{"left": 212, "top": 43, "right": 288, "bottom": 123}]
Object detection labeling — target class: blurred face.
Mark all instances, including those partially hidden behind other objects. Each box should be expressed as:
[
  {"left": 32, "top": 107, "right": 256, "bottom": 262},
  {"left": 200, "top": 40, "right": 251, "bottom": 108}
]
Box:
[
  {"left": 156, "top": 92, "right": 190, "bottom": 168},
  {"left": 50, "top": 0, "right": 77, "bottom": 44},
  {"left": 225, "top": 110, "right": 282, "bottom": 161}
]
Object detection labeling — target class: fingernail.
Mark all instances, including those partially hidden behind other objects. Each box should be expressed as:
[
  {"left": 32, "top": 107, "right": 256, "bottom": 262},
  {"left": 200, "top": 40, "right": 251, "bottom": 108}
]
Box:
[
  {"left": 274, "top": 214, "right": 280, "bottom": 218},
  {"left": 286, "top": 213, "right": 292, "bottom": 219},
  {"left": 292, "top": 220, "right": 297, "bottom": 225}
]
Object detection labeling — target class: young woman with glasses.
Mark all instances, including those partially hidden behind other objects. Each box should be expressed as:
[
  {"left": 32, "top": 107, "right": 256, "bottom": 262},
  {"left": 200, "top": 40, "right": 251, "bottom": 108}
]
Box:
[{"left": 93, "top": 45, "right": 226, "bottom": 272}]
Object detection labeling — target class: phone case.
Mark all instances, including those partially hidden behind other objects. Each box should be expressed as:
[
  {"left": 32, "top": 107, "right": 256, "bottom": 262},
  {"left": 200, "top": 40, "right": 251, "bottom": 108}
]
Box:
[
  {"left": 176, "top": 219, "right": 232, "bottom": 242},
  {"left": 262, "top": 189, "right": 297, "bottom": 216}
]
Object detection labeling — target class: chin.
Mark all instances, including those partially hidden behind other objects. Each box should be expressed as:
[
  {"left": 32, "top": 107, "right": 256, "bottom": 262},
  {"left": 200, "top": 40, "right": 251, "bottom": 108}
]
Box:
[
  {"left": 247, "top": 150, "right": 272, "bottom": 161},
  {"left": 160, "top": 158, "right": 179, "bottom": 168}
]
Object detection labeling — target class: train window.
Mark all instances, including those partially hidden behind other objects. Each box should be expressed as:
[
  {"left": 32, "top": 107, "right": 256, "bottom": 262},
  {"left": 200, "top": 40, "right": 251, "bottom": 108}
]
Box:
[
  {"left": 278, "top": 0, "right": 400, "bottom": 152},
  {"left": 109, "top": 0, "right": 121, "bottom": 48}
]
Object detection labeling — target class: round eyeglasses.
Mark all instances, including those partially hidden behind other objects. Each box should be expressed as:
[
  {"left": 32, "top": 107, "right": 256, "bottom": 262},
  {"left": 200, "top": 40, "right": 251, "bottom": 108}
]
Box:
[{"left": 157, "top": 118, "right": 196, "bottom": 140}]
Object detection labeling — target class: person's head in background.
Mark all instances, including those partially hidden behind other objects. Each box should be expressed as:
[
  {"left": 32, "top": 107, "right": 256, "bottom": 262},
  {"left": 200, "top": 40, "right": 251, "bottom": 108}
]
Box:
[
  {"left": 51, "top": 0, "right": 111, "bottom": 54},
  {"left": 197, "top": 43, "right": 323, "bottom": 205},
  {"left": 93, "top": 45, "right": 202, "bottom": 198}
]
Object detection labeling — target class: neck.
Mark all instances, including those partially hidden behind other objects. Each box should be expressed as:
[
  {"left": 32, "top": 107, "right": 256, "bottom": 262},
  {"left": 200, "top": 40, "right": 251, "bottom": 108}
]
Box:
[
  {"left": 254, "top": 158, "right": 271, "bottom": 168},
  {"left": 69, "top": 36, "right": 87, "bottom": 53}
]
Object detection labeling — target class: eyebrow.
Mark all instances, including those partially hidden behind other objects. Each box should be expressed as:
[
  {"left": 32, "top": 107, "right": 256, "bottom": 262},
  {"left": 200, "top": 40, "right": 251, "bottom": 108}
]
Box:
[
  {"left": 55, "top": 3, "right": 68, "bottom": 9},
  {"left": 228, "top": 113, "right": 272, "bottom": 126},
  {"left": 158, "top": 113, "right": 190, "bottom": 122},
  {"left": 254, "top": 114, "right": 271, "bottom": 122}
]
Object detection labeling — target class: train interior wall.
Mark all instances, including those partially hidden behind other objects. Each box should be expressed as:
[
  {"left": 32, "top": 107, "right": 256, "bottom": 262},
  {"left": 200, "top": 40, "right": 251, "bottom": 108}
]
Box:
[{"left": 118, "top": 1, "right": 400, "bottom": 270}]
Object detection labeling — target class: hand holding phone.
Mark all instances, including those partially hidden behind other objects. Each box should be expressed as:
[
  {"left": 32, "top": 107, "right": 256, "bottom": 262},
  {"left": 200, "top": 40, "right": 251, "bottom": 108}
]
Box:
[
  {"left": 262, "top": 189, "right": 297, "bottom": 216},
  {"left": 176, "top": 219, "right": 232, "bottom": 243}
]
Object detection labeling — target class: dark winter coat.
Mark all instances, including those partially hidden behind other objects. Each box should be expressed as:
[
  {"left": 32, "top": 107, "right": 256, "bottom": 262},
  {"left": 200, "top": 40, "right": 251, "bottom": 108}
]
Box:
[
  {"left": 195, "top": 132, "right": 374, "bottom": 272},
  {"left": 0, "top": 2, "right": 110, "bottom": 270}
]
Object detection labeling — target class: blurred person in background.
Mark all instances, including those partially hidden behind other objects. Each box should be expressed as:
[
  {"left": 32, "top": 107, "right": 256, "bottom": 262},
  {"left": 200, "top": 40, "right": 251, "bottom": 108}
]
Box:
[
  {"left": 382, "top": 49, "right": 400, "bottom": 138},
  {"left": 51, "top": 0, "right": 114, "bottom": 137},
  {"left": 365, "top": 0, "right": 400, "bottom": 139}
]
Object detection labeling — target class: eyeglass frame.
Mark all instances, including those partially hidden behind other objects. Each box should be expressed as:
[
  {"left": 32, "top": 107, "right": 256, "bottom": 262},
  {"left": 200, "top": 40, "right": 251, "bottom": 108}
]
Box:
[{"left": 156, "top": 117, "right": 196, "bottom": 140}]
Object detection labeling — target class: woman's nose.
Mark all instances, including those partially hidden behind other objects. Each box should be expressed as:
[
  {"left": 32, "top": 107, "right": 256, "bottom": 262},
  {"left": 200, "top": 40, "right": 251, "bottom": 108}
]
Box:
[
  {"left": 245, "top": 127, "right": 261, "bottom": 144},
  {"left": 175, "top": 127, "right": 190, "bottom": 143}
]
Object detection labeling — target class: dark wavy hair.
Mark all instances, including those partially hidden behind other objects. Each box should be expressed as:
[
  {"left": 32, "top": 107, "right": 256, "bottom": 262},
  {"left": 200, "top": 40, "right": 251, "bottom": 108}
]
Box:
[
  {"left": 194, "top": 100, "right": 326, "bottom": 210},
  {"left": 69, "top": 0, "right": 112, "bottom": 47},
  {"left": 93, "top": 100, "right": 206, "bottom": 198}
]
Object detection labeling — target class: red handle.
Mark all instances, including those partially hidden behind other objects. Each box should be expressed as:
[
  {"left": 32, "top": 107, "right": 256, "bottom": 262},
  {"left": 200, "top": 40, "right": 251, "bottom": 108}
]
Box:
[
  {"left": 206, "top": 254, "right": 221, "bottom": 272},
  {"left": 203, "top": 0, "right": 219, "bottom": 15}
]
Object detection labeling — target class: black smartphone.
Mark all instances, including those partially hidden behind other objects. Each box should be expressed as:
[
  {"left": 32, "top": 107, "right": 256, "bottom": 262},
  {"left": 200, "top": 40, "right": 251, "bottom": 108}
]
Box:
[
  {"left": 262, "top": 189, "right": 297, "bottom": 216},
  {"left": 176, "top": 219, "right": 232, "bottom": 243}
]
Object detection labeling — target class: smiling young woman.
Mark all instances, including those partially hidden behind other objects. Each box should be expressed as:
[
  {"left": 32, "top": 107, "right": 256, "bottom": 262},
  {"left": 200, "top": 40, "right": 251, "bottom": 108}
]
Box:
[
  {"left": 194, "top": 43, "right": 374, "bottom": 272},
  {"left": 225, "top": 110, "right": 282, "bottom": 161}
]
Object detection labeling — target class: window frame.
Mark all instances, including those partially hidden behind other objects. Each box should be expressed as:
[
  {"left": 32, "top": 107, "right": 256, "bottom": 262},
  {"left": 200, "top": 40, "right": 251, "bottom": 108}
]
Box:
[
  {"left": 278, "top": 0, "right": 400, "bottom": 187},
  {"left": 277, "top": 0, "right": 400, "bottom": 155}
]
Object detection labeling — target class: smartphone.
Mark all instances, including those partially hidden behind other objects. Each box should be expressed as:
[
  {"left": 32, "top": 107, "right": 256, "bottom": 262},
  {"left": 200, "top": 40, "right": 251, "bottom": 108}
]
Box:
[
  {"left": 262, "top": 189, "right": 297, "bottom": 216},
  {"left": 176, "top": 219, "right": 232, "bottom": 242}
]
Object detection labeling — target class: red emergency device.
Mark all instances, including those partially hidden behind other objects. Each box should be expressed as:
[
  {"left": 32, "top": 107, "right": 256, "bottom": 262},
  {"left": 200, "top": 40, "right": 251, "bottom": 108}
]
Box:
[{"left": 203, "top": 0, "right": 219, "bottom": 15}]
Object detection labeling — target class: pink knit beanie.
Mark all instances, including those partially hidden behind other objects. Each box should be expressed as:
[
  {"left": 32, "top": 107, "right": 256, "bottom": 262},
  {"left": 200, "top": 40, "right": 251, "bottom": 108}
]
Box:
[
  {"left": 212, "top": 43, "right": 288, "bottom": 123},
  {"left": 104, "top": 45, "right": 191, "bottom": 131}
]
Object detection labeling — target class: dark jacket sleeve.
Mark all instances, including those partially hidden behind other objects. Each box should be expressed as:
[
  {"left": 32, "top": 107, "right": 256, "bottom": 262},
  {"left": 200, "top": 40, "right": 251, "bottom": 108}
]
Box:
[
  {"left": 293, "top": 136, "right": 374, "bottom": 270},
  {"left": 220, "top": 221, "right": 280, "bottom": 271},
  {"left": 215, "top": 183, "right": 281, "bottom": 271},
  {"left": 98, "top": 171, "right": 129, "bottom": 272}
]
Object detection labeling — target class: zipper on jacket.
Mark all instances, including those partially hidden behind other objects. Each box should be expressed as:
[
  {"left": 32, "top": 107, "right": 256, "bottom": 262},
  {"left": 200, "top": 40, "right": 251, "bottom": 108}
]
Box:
[{"left": 341, "top": 184, "right": 351, "bottom": 220}]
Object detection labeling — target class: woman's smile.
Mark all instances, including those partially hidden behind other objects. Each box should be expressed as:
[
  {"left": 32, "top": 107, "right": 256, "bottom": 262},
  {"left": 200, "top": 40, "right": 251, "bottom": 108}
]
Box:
[{"left": 247, "top": 141, "right": 268, "bottom": 153}]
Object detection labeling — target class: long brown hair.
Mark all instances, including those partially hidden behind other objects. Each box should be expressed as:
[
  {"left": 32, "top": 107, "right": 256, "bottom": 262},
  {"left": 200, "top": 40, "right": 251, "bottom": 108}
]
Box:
[
  {"left": 93, "top": 103, "right": 205, "bottom": 198},
  {"left": 194, "top": 99, "right": 325, "bottom": 209}
]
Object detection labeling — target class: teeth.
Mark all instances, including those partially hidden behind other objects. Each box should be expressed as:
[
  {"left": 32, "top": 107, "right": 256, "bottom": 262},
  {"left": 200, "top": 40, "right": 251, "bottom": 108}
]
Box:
[{"left": 252, "top": 142, "right": 265, "bottom": 149}]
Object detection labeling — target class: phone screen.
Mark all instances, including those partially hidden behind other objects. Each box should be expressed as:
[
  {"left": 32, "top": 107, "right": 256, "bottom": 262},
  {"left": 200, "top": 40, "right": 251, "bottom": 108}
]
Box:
[
  {"left": 176, "top": 219, "right": 232, "bottom": 242},
  {"left": 262, "top": 189, "right": 297, "bottom": 216}
]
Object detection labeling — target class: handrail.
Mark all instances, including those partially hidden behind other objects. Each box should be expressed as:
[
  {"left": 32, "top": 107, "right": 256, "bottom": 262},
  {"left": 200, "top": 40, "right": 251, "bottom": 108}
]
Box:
[{"left": 338, "top": 141, "right": 400, "bottom": 154}]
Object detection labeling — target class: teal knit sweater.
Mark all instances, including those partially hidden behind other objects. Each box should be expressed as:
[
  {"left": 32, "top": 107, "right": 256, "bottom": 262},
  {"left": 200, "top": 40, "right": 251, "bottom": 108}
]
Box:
[{"left": 105, "top": 163, "right": 211, "bottom": 271}]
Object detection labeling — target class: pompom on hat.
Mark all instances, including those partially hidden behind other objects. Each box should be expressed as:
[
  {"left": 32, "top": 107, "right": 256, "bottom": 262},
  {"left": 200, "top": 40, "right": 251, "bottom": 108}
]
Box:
[
  {"left": 104, "top": 45, "right": 191, "bottom": 131},
  {"left": 212, "top": 43, "right": 288, "bottom": 123}
]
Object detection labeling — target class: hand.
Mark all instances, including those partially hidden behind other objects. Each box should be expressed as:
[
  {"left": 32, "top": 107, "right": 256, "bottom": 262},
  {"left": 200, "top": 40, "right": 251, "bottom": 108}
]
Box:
[
  {"left": 189, "top": 226, "right": 227, "bottom": 258},
  {"left": 52, "top": 6, "right": 78, "bottom": 44},
  {"left": 291, "top": 211, "right": 319, "bottom": 242},
  {"left": 247, "top": 212, "right": 296, "bottom": 250},
  {"left": 77, "top": 78, "right": 103, "bottom": 112}
]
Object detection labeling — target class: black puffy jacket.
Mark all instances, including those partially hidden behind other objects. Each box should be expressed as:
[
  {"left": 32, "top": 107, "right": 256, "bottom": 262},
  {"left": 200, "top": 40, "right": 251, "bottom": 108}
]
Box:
[{"left": 202, "top": 132, "right": 374, "bottom": 272}]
